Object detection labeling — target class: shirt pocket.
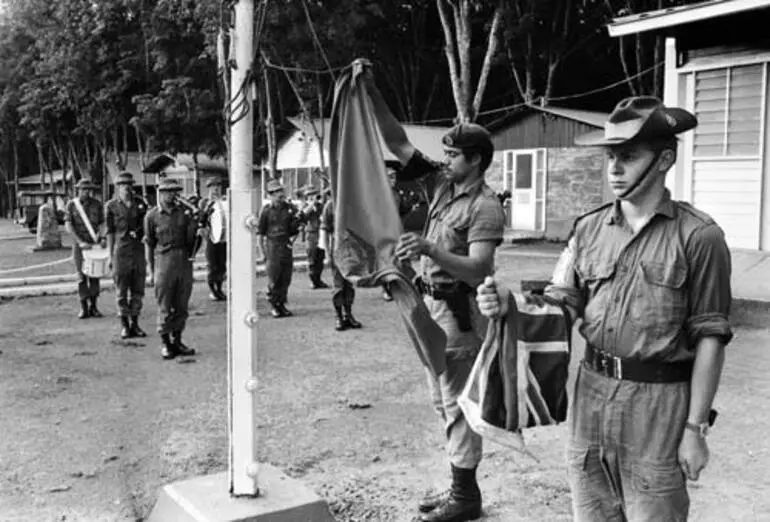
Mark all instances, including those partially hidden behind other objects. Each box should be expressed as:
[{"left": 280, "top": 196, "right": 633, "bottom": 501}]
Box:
[
  {"left": 578, "top": 259, "right": 616, "bottom": 331},
  {"left": 442, "top": 212, "right": 470, "bottom": 254},
  {"left": 630, "top": 261, "right": 688, "bottom": 336}
]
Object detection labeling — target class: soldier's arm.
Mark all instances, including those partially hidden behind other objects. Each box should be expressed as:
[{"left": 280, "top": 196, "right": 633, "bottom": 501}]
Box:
[
  {"left": 255, "top": 207, "right": 268, "bottom": 260},
  {"left": 105, "top": 203, "right": 115, "bottom": 258},
  {"left": 143, "top": 213, "right": 156, "bottom": 276},
  {"left": 543, "top": 236, "right": 584, "bottom": 323},
  {"left": 64, "top": 202, "right": 86, "bottom": 247}
]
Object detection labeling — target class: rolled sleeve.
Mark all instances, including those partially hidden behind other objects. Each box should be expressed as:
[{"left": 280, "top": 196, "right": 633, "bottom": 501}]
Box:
[
  {"left": 544, "top": 237, "right": 585, "bottom": 321},
  {"left": 468, "top": 196, "right": 505, "bottom": 245},
  {"left": 685, "top": 223, "right": 733, "bottom": 346},
  {"left": 396, "top": 149, "right": 441, "bottom": 183}
]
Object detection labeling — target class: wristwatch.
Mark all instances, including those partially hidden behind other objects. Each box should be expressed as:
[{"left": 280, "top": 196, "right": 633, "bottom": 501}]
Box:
[
  {"left": 684, "top": 421, "right": 710, "bottom": 438},
  {"left": 685, "top": 409, "right": 718, "bottom": 438}
]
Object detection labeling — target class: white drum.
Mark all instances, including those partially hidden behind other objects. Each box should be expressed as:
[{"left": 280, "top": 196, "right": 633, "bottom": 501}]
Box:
[
  {"left": 209, "top": 199, "right": 228, "bottom": 244},
  {"left": 82, "top": 246, "right": 111, "bottom": 278}
]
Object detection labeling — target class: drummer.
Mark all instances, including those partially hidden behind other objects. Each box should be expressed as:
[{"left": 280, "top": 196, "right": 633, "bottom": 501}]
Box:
[
  {"left": 105, "top": 172, "right": 148, "bottom": 339},
  {"left": 64, "top": 178, "right": 106, "bottom": 319},
  {"left": 199, "top": 177, "right": 228, "bottom": 301}
]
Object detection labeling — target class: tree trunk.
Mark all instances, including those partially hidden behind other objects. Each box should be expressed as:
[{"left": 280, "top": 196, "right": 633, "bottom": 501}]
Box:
[
  {"left": 12, "top": 140, "right": 19, "bottom": 219},
  {"left": 471, "top": 3, "right": 503, "bottom": 120},
  {"left": 263, "top": 66, "right": 277, "bottom": 179},
  {"left": 436, "top": 0, "right": 466, "bottom": 122}
]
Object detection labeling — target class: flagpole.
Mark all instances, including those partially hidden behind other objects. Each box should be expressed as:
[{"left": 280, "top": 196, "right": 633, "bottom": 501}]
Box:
[{"left": 227, "top": 0, "right": 259, "bottom": 497}]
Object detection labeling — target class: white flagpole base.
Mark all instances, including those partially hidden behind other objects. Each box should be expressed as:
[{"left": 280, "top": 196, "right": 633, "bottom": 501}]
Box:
[{"left": 146, "top": 467, "right": 334, "bottom": 522}]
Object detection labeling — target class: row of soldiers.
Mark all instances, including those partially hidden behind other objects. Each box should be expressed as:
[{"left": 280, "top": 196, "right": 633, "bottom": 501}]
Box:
[{"left": 65, "top": 173, "right": 225, "bottom": 360}]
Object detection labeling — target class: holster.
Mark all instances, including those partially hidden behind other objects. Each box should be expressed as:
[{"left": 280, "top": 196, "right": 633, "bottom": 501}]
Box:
[{"left": 416, "top": 277, "right": 475, "bottom": 332}]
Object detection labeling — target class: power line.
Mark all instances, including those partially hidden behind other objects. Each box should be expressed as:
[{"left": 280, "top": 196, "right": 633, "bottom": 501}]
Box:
[{"left": 406, "top": 61, "right": 665, "bottom": 125}]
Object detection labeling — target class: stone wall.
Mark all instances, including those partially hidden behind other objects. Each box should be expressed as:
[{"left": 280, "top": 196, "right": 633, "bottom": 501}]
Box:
[{"left": 545, "top": 147, "right": 605, "bottom": 240}]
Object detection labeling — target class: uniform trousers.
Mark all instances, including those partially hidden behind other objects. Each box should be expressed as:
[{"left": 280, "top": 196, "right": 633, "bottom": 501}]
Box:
[
  {"left": 265, "top": 241, "right": 293, "bottom": 307},
  {"left": 154, "top": 249, "right": 193, "bottom": 335},
  {"left": 206, "top": 239, "right": 227, "bottom": 283},
  {"left": 113, "top": 243, "right": 146, "bottom": 317},
  {"left": 423, "top": 294, "right": 487, "bottom": 469},
  {"left": 306, "top": 231, "right": 325, "bottom": 283},
  {"left": 330, "top": 260, "right": 354, "bottom": 309},
  {"left": 72, "top": 243, "right": 100, "bottom": 300},
  {"left": 568, "top": 363, "right": 690, "bottom": 522}
]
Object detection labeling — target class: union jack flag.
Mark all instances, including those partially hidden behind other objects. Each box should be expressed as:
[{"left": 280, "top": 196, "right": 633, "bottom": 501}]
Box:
[{"left": 459, "top": 291, "right": 571, "bottom": 459}]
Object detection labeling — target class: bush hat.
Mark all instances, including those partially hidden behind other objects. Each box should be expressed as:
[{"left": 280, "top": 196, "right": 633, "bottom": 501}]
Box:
[
  {"left": 115, "top": 172, "right": 135, "bottom": 185},
  {"left": 75, "top": 179, "right": 97, "bottom": 190},
  {"left": 266, "top": 179, "right": 285, "bottom": 193},
  {"left": 576, "top": 96, "right": 697, "bottom": 147},
  {"left": 157, "top": 178, "right": 183, "bottom": 192}
]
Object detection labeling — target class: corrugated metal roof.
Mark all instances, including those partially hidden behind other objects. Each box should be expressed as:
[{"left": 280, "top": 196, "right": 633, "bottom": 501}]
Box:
[{"left": 608, "top": 0, "right": 770, "bottom": 36}]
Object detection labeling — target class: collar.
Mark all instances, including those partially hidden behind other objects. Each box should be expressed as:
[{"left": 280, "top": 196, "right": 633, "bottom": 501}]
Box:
[
  {"left": 159, "top": 203, "right": 177, "bottom": 215},
  {"left": 607, "top": 189, "right": 676, "bottom": 225}
]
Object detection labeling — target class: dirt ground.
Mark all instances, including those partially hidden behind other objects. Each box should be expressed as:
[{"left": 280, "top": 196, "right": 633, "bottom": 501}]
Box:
[{"left": 0, "top": 253, "right": 768, "bottom": 522}]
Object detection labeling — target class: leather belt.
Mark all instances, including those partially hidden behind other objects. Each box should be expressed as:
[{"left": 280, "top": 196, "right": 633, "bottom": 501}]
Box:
[{"left": 584, "top": 345, "right": 693, "bottom": 383}]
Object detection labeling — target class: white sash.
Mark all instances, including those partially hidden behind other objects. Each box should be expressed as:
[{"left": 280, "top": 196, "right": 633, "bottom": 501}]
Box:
[{"left": 72, "top": 198, "right": 99, "bottom": 243}]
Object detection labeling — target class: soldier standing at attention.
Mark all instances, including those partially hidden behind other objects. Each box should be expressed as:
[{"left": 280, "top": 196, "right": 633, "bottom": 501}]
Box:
[
  {"left": 65, "top": 178, "right": 106, "bottom": 319},
  {"left": 301, "top": 185, "right": 329, "bottom": 289},
  {"left": 320, "top": 196, "right": 362, "bottom": 331},
  {"left": 105, "top": 172, "right": 148, "bottom": 339},
  {"left": 477, "top": 97, "right": 733, "bottom": 522},
  {"left": 144, "top": 178, "right": 199, "bottom": 360},
  {"left": 200, "top": 177, "right": 228, "bottom": 301},
  {"left": 257, "top": 179, "right": 301, "bottom": 318}
]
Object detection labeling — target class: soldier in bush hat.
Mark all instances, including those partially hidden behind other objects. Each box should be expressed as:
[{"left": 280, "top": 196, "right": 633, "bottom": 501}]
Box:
[
  {"left": 300, "top": 184, "right": 328, "bottom": 290},
  {"left": 199, "top": 177, "right": 228, "bottom": 301},
  {"left": 144, "top": 177, "right": 200, "bottom": 359},
  {"left": 368, "top": 70, "right": 505, "bottom": 520},
  {"left": 65, "top": 178, "right": 106, "bottom": 319},
  {"left": 105, "top": 172, "right": 148, "bottom": 339},
  {"left": 477, "top": 96, "right": 732, "bottom": 521},
  {"left": 256, "top": 179, "right": 301, "bottom": 317}
]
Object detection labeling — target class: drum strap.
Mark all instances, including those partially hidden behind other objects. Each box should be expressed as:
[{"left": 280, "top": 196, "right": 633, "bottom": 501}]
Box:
[{"left": 73, "top": 198, "right": 99, "bottom": 243}]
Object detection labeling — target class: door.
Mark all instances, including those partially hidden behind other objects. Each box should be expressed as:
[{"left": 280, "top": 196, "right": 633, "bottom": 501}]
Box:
[{"left": 503, "top": 149, "right": 546, "bottom": 231}]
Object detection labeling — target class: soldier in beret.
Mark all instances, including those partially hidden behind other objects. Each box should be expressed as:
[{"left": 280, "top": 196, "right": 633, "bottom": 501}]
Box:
[
  {"left": 105, "top": 172, "right": 148, "bottom": 339},
  {"left": 200, "top": 177, "right": 228, "bottom": 301},
  {"left": 256, "top": 179, "right": 301, "bottom": 318},
  {"left": 300, "top": 185, "right": 329, "bottom": 290},
  {"left": 144, "top": 178, "right": 201, "bottom": 359},
  {"left": 65, "top": 178, "right": 107, "bottom": 319},
  {"left": 370, "top": 73, "right": 505, "bottom": 521}
]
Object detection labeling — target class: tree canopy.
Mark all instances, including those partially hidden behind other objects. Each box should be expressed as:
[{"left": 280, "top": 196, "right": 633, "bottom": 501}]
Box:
[{"left": 0, "top": 0, "right": 700, "bottom": 215}]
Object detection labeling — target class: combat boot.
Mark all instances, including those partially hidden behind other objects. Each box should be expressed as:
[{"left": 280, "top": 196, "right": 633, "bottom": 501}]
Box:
[
  {"left": 89, "top": 297, "right": 103, "bottom": 318},
  {"left": 172, "top": 331, "right": 196, "bottom": 356},
  {"left": 215, "top": 281, "right": 227, "bottom": 301},
  {"left": 120, "top": 316, "right": 133, "bottom": 340},
  {"left": 343, "top": 305, "right": 362, "bottom": 329},
  {"left": 418, "top": 490, "right": 451, "bottom": 513},
  {"left": 334, "top": 306, "right": 349, "bottom": 331},
  {"left": 160, "top": 333, "right": 176, "bottom": 360},
  {"left": 78, "top": 299, "right": 91, "bottom": 319},
  {"left": 130, "top": 316, "right": 147, "bottom": 338},
  {"left": 279, "top": 303, "right": 293, "bottom": 317},
  {"left": 419, "top": 466, "right": 481, "bottom": 522},
  {"left": 208, "top": 281, "right": 220, "bottom": 301}
]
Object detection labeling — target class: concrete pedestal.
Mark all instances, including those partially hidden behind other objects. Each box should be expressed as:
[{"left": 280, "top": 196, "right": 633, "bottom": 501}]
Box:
[{"left": 146, "top": 466, "right": 335, "bottom": 522}]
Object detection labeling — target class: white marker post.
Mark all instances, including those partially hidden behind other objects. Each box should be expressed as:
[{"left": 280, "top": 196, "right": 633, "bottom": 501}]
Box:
[
  {"left": 227, "top": 0, "right": 260, "bottom": 497},
  {"left": 147, "top": 1, "right": 334, "bottom": 518}
]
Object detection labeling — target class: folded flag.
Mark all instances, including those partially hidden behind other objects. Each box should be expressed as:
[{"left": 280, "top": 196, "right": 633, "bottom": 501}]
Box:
[{"left": 458, "top": 290, "right": 571, "bottom": 459}]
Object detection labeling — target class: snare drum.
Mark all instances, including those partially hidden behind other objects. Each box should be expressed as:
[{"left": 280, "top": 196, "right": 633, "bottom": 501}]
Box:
[
  {"left": 81, "top": 246, "right": 111, "bottom": 278},
  {"left": 209, "top": 199, "right": 228, "bottom": 244}
]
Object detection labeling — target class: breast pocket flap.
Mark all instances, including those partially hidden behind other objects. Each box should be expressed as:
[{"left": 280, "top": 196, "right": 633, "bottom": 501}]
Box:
[{"left": 640, "top": 261, "right": 686, "bottom": 289}]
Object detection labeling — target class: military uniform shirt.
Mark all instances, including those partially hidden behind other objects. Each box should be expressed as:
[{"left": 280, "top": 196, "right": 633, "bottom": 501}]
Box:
[
  {"left": 302, "top": 201, "right": 323, "bottom": 234},
  {"left": 397, "top": 149, "right": 505, "bottom": 285},
  {"left": 105, "top": 198, "right": 146, "bottom": 251},
  {"left": 257, "top": 201, "right": 300, "bottom": 240},
  {"left": 545, "top": 191, "right": 733, "bottom": 362},
  {"left": 143, "top": 205, "right": 196, "bottom": 254},
  {"left": 65, "top": 198, "right": 104, "bottom": 244}
]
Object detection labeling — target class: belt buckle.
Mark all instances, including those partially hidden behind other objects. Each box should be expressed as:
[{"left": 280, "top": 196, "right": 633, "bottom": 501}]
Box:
[{"left": 596, "top": 351, "right": 623, "bottom": 380}]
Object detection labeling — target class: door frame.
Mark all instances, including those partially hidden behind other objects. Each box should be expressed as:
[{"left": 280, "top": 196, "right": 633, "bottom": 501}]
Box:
[{"left": 502, "top": 148, "right": 547, "bottom": 232}]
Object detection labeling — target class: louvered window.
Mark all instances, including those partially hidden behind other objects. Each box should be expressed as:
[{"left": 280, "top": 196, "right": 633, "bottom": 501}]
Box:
[{"left": 693, "top": 64, "right": 764, "bottom": 157}]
